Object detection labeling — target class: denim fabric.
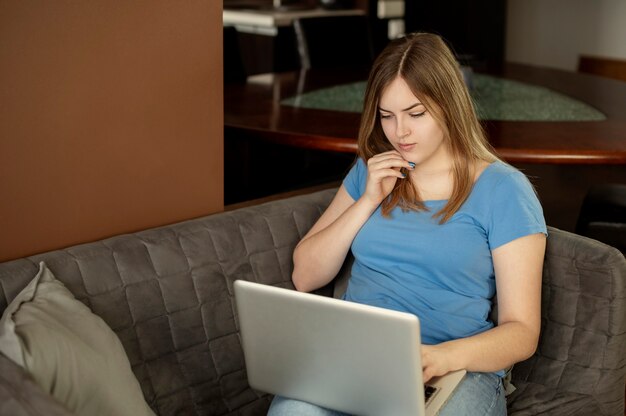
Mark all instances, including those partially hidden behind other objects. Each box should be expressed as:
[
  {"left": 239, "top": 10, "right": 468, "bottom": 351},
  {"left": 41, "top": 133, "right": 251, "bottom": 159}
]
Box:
[
  {"left": 267, "top": 372, "right": 506, "bottom": 416},
  {"left": 268, "top": 396, "right": 349, "bottom": 416},
  {"left": 438, "top": 372, "right": 506, "bottom": 416}
]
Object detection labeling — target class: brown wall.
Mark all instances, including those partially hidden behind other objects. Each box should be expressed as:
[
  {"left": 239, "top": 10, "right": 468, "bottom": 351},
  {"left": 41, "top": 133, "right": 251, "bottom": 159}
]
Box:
[{"left": 0, "top": 1, "right": 223, "bottom": 262}]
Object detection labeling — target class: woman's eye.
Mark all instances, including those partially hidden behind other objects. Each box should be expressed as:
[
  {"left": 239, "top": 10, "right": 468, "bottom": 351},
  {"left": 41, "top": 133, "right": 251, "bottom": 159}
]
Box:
[
  {"left": 410, "top": 111, "right": 426, "bottom": 118},
  {"left": 379, "top": 114, "right": 392, "bottom": 120}
]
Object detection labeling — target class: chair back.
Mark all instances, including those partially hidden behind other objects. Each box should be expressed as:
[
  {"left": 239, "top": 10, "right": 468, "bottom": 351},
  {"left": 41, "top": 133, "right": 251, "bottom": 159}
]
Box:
[
  {"left": 575, "top": 183, "right": 626, "bottom": 253},
  {"left": 224, "top": 26, "right": 247, "bottom": 84},
  {"left": 293, "top": 15, "right": 374, "bottom": 70},
  {"left": 578, "top": 55, "right": 626, "bottom": 83}
]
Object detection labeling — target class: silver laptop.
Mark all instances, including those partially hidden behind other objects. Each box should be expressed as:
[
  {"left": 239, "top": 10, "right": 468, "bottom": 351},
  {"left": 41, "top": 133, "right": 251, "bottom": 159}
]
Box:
[{"left": 234, "top": 280, "right": 466, "bottom": 416}]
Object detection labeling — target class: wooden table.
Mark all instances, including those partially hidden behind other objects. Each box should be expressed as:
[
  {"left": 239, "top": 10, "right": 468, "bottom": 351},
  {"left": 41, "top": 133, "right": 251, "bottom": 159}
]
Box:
[
  {"left": 225, "top": 63, "right": 626, "bottom": 230},
  {"left": 225, "top": 63, "right": 626, "bottom": 165}
]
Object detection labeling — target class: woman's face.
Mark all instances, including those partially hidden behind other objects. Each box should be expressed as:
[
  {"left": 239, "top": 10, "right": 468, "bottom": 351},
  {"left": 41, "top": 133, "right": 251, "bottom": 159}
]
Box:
[{"left": 378, "top": 77, "right": 450, "bottom": 171}]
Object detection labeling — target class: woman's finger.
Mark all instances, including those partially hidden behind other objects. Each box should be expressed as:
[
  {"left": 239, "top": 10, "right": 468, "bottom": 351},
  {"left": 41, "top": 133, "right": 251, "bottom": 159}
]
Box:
[
  {"left": 368, "top": 156, "right": 414, "bottom": 171},
  {"left": 369, "top": 168, "right": 406, "bottom": 180}
]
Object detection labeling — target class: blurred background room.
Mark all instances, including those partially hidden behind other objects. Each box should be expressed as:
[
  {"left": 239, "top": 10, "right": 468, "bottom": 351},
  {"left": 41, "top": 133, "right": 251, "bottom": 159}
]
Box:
[
  {"left": 223, "top": 0, "right": 626, "bottom": 251},
  {"left": 1, "top": 0, "right": 625, "bottom": 270}
]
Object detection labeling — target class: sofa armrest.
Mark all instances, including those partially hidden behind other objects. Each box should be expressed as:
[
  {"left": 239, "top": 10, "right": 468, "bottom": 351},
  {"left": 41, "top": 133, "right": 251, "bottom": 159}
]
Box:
[
  {"left": 509, "top": 227, "right": 626, "bottom": 416},
  {"left": 0, "top": 354, "right": 75, "bottom": 416}
]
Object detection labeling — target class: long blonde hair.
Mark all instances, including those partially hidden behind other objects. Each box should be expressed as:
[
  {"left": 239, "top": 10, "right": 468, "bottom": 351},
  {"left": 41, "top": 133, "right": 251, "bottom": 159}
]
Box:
[{"left": 358, "top": 32, "right": 499, "bottom": 223}]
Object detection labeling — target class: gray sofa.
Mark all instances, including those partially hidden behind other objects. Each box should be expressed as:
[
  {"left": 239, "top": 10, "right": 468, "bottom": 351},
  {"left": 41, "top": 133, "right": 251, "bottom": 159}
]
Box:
[{"left": 0, "top": 188, "right": 625, "bottom": 416}]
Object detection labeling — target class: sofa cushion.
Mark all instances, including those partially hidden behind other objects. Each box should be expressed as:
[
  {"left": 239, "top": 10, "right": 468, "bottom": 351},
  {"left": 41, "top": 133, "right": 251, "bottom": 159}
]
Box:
[
  {"left": 0, "top": 354, "right": 74, "bottom": 416},
  {"left": 0, "top": 262, "right": 154, "bottom": 416},
  {"left": 507, "top": 380, "right": 603, "bottom": 416}
]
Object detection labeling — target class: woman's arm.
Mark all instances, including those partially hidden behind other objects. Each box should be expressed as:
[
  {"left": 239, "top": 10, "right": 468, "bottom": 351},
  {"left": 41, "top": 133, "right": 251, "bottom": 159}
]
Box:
[
  {"left": 421, "top": 232, "right": 546, "bottom": 382},
  {"left": 292, "top": 186, "right": 375, "bottom": 292},
  {"left": 292, "top": 151, "right": 413, "bottom": 292}
]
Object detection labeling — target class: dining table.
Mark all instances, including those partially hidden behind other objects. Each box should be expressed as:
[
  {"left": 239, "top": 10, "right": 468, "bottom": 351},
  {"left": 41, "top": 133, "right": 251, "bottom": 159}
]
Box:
[
  {"left": 225, "top": 62, "right": 626, "bottom": 164},
  {"left": 224, "top": 63, "right": 626, "bottom": 230}
]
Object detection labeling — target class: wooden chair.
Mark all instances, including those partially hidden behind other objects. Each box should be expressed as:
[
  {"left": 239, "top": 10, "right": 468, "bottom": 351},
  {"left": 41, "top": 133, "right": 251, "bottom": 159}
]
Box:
[
  {"left": 578, "top": 55, "right": 626, "bottom": 83},
  {"left": 293, "top": 14, "right": 375, "bottom": 70},
  {"left": 575, "top": 183, "right": 626, "bottom": 253},
  {"left": 224, "top": 26, "right": 247, "bottom": 84}
]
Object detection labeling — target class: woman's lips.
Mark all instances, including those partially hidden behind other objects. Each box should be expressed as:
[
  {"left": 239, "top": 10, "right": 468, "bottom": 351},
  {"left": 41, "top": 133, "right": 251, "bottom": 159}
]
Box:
[{"left": 398, "top": 143, "right": 415, "bottom": 151}]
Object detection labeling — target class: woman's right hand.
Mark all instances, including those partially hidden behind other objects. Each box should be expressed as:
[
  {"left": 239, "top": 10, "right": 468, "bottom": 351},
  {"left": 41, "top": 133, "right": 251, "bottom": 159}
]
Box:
[
  {"left": 363, "top": 151, "right": 414, "bottom": 206},
  {"left": 292, "top": 152, "right": 412, "bottom": 292}
]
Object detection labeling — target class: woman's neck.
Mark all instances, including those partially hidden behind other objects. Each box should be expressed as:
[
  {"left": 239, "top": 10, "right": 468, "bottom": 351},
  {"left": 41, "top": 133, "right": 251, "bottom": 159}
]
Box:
[{"left": 409, "top": 166, "right": 453, "bottom": 201}]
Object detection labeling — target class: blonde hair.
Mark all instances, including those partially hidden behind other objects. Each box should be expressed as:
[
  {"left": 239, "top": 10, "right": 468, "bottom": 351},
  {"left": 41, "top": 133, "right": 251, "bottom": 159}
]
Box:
[{"left": 357, "top": 32, "right": 499, "bottom": 223}]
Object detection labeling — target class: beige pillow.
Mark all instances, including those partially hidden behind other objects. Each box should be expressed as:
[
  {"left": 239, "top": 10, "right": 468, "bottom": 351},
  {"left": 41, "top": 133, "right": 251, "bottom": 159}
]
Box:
[{"left": 0, "top": 262, "right": 155, "bottom": 416}]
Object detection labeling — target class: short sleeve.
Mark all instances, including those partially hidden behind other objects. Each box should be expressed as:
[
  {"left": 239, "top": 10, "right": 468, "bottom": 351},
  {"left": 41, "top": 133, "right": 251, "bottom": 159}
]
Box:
[
  {"left": 487, "top": 171, "right": 547, "bottom": 250},
  {"left": 342, "top": 158, "right": 367, "bottom": 201}
]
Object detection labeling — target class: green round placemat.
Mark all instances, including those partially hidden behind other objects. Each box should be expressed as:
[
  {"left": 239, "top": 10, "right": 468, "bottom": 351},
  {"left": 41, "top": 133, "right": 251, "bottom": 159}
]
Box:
[{"left": 281, "top": 74, "right": 606, "bottom": 121}]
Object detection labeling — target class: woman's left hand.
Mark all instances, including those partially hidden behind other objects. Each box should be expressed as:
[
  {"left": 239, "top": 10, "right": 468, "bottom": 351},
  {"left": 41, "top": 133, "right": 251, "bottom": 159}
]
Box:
[{"left": 421, "top": 344, "right": 455, "bottom": 383}]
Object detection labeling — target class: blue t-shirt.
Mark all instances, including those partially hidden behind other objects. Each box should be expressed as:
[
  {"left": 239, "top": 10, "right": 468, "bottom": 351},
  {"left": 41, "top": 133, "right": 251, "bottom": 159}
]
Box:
[{"left": 342, "top": 158, "right": 547, "bottom": 346}]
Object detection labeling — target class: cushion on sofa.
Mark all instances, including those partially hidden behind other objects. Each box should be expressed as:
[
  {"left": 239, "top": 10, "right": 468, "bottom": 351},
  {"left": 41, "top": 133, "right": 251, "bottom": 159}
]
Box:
[
  {"left": 0, "top": 353, "right": 74, "bottom": 416},
  {"left": 0, "top": 262, "right": 155, "bottom": 416}
]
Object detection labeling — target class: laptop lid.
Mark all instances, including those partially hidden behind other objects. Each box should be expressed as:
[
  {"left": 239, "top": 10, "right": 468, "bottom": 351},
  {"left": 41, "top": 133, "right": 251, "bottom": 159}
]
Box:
[{"left": 234, "top": 280, "right": 461, "bottom": 416}]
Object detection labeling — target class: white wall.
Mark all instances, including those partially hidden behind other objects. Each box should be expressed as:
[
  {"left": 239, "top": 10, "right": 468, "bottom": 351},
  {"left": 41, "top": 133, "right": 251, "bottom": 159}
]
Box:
[{"left": 506, "top": 0, "right": 626, "bottom": 71}]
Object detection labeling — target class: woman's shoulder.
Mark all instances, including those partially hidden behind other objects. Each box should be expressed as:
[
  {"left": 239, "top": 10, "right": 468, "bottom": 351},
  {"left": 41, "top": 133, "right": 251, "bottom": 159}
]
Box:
[
  {"left": 476, "top": 161, "right": 529, "bottom": 188},
  {"left": 469, "top": 161, "right": 539, "bottom": 206}
]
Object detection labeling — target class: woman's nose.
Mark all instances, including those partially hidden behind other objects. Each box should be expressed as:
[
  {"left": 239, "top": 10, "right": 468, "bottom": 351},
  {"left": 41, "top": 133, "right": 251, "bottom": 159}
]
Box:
[{"left": 396, "top": 120, "right": 410, "bottom": 139}]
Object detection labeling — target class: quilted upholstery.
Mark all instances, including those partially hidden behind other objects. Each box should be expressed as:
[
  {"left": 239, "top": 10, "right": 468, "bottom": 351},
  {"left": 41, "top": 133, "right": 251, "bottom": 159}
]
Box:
[
  {"left": 0, "top": 187, "right": 624, "bottom": 416},
  {"left": 0, "top": 189, "right": 335, "bottom": 416},
  {"left": 507, "top": 227, "right": 626, "bottom": 415}
]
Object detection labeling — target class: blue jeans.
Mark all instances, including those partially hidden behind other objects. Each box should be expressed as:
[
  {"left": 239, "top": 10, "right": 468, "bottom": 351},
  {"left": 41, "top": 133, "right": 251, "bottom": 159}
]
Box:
[{"left": 267, "top": 372, "right": 507, "bottom": 416}]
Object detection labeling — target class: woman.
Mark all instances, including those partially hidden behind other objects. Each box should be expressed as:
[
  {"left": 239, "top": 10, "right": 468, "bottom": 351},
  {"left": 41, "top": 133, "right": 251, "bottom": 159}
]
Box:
[{"left": 269, "top": 32, "right": 547, "bottom": 416}]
